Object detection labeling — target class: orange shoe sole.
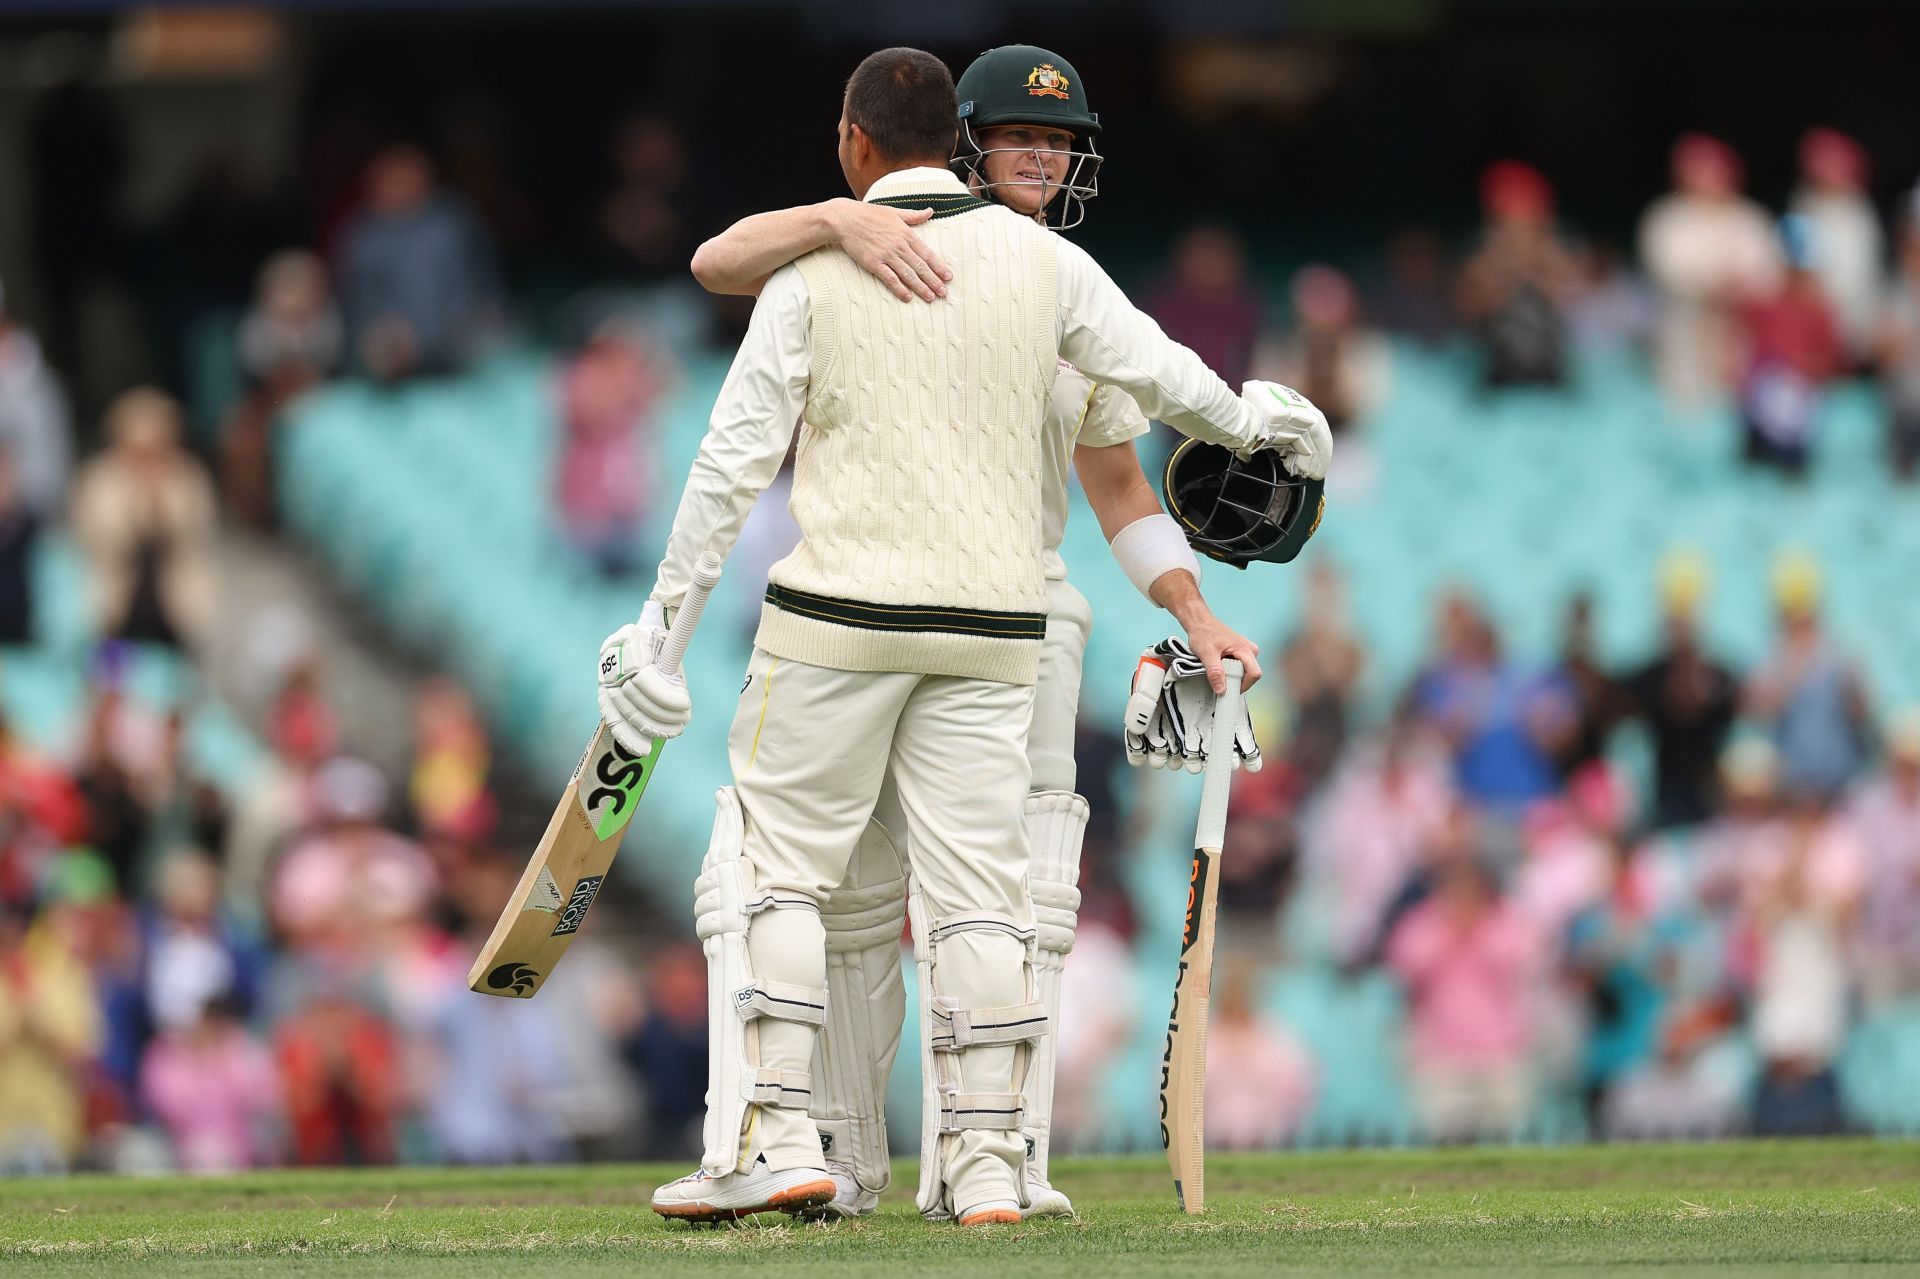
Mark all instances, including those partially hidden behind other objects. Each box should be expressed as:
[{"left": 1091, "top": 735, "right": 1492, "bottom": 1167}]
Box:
[
  {"left": 958, "top": 1207, "right": 1022, "bottom": 1226},
  {"left": 654, "top": 1179, "right": 837, "bottom": 1224}
]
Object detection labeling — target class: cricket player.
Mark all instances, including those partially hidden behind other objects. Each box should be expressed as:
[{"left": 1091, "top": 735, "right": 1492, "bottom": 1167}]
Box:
[
  {"left": 601, "top": 47, "right": 1327, "bottom": 1226},
  {"left": 684, "top": 45, "right": 1323, "bottom": 1220}
]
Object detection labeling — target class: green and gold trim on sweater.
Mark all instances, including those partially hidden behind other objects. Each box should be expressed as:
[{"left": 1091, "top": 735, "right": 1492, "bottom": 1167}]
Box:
[
  {"left": 868, "top": 193, "right": 991, "bottom": 219},
  {"left": 764, "top": 583, "right": 1044, "bottom": 640}
]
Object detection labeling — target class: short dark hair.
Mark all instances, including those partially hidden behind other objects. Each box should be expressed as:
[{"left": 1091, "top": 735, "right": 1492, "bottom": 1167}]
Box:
[{"left": 844, "top": 48, "right": 957, "bottom": 165}]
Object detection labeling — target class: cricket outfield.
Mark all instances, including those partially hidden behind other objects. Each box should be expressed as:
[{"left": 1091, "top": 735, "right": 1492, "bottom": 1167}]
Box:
[{"left": 3, "top": 1139, "right": 1916, "bottom": 1277}]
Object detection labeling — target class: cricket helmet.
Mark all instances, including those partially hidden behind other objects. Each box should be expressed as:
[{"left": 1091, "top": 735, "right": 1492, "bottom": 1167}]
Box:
[
  {"left": 1162, "top": 438, "right": 1326, "bottom": 568},
  {"left": 953, "top": 44, "right": 1103, "bottom": 229}
]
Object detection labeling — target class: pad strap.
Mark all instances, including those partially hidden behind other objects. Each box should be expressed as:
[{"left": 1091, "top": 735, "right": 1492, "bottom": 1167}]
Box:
[
  {"left": 746, "top": 1067, "right": 815, "bottom": 1107},
  {"left": 734, "top": 980, "right": 829, "bottom": 1027},
  {"left": 930, "top": 998, "right": 1048, "bottom": 1051},
  {"left": 938, "top": 1090, "right": 1026, "bottom": 1132}
]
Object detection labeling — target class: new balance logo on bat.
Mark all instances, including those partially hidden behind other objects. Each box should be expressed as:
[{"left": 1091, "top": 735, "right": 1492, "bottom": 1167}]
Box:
[{"left": 551, "top": 876, "right": 605, "bottom": 937}]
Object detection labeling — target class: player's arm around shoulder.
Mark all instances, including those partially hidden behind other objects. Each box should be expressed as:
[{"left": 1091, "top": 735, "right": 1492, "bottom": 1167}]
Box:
[{"left": 690, "top": 199, "right": 952, "bottom": 302}]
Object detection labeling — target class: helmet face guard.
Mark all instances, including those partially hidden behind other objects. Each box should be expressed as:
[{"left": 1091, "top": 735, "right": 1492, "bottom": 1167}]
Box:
[
  {"left": 952, "top": 115, "right": 1103, "bottom": 230},
  {"left": 1162, "top": 438, "right": 1326, "bottom": 568},
  {"left": 951, "top": 45, "right": 1104, "bottom": 231}
]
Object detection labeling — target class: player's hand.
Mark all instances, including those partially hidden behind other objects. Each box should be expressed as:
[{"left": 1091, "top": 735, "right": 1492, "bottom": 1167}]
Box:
[
  {"left": 1140, "top": 636, "right": 1263, "bottom": 775},
  {"left": 1241, "top": 380, "right": 1333, "bottom": 480},
  {"left": 1180, "top": 614, "right": 1262, "bottom": 695},
  {"left": 597, "top": 601, "right": 691, "bottom": 756},
  {"left": 825, "top": 198, "right": 953, "bottom": 302}
]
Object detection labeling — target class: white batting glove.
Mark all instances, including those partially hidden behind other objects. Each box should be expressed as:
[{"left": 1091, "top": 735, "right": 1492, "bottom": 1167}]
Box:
[
  {"left": 1143, "top": 637, "right": 1264, "bottom": 775},
  {"left": 1124, "top": 640, "right": 1188, "bottom": 768},
  {"left": 1241, "top": 380, "right": 1333, "bottom": 480},
  {"left": 597, "top": 600, "right": 690, "bottom": 757}
]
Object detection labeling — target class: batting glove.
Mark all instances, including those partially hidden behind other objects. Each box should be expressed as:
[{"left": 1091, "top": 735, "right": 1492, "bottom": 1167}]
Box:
[
  {"left": 1241, "top": 380, "right": 1333, "bottom": 480},
  {"left": 597, "top": 600, "right": 691, "bottom": 757}
]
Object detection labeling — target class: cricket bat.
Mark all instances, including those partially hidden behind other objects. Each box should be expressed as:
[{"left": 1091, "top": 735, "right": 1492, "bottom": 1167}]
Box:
[
  {"left": 468, "top": 552, "right": 723, "bottom": 999},
  {"left": 1158, "top": 656, "right": 1244, "bottom": 1214}
]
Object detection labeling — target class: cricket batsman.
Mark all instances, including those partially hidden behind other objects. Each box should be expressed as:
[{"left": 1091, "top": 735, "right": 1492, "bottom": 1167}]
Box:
[
  {"left": 601, "top": 47, "right": 1327, "bottom": 1226},
  {"left": 682, "top": 44, "right": 1332, "bottom": 1220}
]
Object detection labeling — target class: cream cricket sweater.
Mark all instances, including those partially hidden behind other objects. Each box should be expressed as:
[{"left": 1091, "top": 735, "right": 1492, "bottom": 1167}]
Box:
[{"left": 756, "top": 179, "right": 1058, "bottom": 684}]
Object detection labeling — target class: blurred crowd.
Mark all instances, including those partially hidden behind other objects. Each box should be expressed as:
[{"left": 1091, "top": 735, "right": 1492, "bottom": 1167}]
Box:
[
  {"left": 0, "top": 654, "right": 712, "bottom": 1174},
  {"left": 6, "top": 95, "right": 1920, "bottom": 1174}
]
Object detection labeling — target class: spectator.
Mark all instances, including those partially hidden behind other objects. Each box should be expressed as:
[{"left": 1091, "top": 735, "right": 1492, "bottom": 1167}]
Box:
[
  {"left": 1204, "top": 969, "right": 1316, "bottom": 1150},
  {"left": 622, "top": 942, "right": 710, "bottom": 1160},
  {"left": 596, "top": 113, "right": 696, "bottom": 282},
  {"left": 144, "top": 852, "right": 257, "bottom": 1033},
  {"left": 1789, "top": 128, "right": 1884, "bottom": 369},
  {"left": 1455, "top": 161, "right": 1580, "bottom": 387},
  {"left": 1733, "top": 216, "right": 1843, "bottom": 476},
  {"left": 0, "top": 901, "right": 102, "bottom": 1172},
  {"left": 1744, "top": 552, "right": 1872, "bottom": 800},
  {"left": 69, "top": 389, "right": 219, "bottom": 650},
  {"left": 0, "top": 449, "right": 37, "bottom": 643},
  {"left": 0, "top": 274, "right": 72, "bottom": 519},
  {"left": 1255, "top": 266, "right": 1392, "bottom": 436},
  {"left": 270, "top": 757, "right": 436, "bottom": 964},
  {"left": 1876, "top": 195, "right": 1920, "bottom": 481},
  {"left": 222, "top": 250, "right": 342, "bottom": 529},
  {"left": 1305, "top": 718, "right": 1455, "bottom": 968},
  {"left": 1147, "top": 226, "right": 1262, "bottom": 393},
  {"left": 1550, "top": 593, "right": 1626, "bottom": 780},
  {"left": 408, "top": 676, "right": 496, "bottom": 853},
  {"left": 1746, "top": 794, "right": 1864, "bottom": 1136},
  {"left": 139, "top": 996, "right": 280, "bottom": 1172},
  {"left": 337, "top": 144, "right": 501, "bottom": 382},
  {"left": 1599, "top": 998, "right": 1750, "bottom": 1140},
  {"left": 1407, "top": 591, "right": 1577, "bottom": 820},
  {"left": 274, "top": 989, "right": 401, "bottom": 1166},
  {"left": 1640, "top": 133, "right": 1783, "bottom": 406},
  {"left": 1367, "top": 225, "right": 1454, "bottom": 346},
  {"left": 554, "top": 321, "right": 667, "bottom": 577},
  {"left": 1623, "top": 550, "right": 1740, "bottom": 829},
  {"left": 1387, "top": 850, "right": 1542, "bottom": 1143},
  {"left": 1567, "top": 240, "right": 1656, "bottom": 356},
  {"left": 1848, "top": 710, "right": 1920, "bottom": 997},
  {"left": 1051, "top": 912, "right": 1140, "bottom": 1153},
  {"left": 1277, "top": 560, "right": 1367, "bottom": 793}
]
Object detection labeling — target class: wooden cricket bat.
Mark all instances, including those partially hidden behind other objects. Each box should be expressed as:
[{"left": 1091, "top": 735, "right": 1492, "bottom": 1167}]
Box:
[
  {"left": 468, "top": 553, "right": 723, "bottom": 999},
  {"left": 1158, "top": 656, "right": 1244, "bottom": 1214}
]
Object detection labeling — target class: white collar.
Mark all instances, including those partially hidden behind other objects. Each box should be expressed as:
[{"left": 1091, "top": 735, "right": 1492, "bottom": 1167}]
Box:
[{"left": 863, "top": 167, "right": 969, "bottom": 202}]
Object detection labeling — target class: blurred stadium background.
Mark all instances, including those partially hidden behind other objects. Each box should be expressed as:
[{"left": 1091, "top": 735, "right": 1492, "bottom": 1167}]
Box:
[{"left": 2, "top": 0, "right": 1919, "bottom": 1179}]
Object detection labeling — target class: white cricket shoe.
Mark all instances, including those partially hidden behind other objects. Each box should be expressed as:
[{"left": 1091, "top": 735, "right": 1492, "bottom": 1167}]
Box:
[
  {"left": 650, "top": 1154, "right": 836, "bottom": 1224},
  {"left": 1022, "top": 1177, "right": 1074, "bottom": 1218},
  {"left": 799, "top": 1160, "right": 880, "bottom": 1220}
]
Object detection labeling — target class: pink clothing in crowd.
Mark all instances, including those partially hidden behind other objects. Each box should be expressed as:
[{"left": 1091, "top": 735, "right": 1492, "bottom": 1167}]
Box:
[
  {"left": 1311, "top": 743, "right": 1454, "bottom": 964},
  {"left": 1205, "top": 1015, "right": 1317, "bottom": 1150},
  {"left": 140, "top": 1024, "right": 281, "bottom": 1172},
  {"left": 1387, "top": 897, "right": 1540, "bottom": 1067}
]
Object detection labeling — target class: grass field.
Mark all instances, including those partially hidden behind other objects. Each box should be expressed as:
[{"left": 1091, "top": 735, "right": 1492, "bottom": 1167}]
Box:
[{"left": 3, "top": 1139, "right": 1917, "bottom": 1277}]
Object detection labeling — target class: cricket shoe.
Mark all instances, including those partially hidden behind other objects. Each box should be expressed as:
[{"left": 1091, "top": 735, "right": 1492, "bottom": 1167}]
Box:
[
  {"left": 1022, "top": 1177, "right": 1074, "bottom": 1219},
  {"left": 650, "top": 1154, "right": 836, "bottom": 1224},
  {"left": 797, "top": 1161, "right": 880, "bottom": 1220}
]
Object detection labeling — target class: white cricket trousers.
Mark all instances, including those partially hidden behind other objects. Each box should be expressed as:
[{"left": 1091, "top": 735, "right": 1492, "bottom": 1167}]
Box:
[{"left": 727, "top": 647, "right": 1036, "bottom": 1198}]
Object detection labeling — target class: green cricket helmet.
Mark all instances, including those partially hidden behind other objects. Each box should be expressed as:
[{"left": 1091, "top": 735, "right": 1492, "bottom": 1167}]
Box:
[
  {"left": 1162, "top": 438, "right": 1326, "bottom": 568},
  {"left": 953, "top": 44, "right": 1103, "bottom": 229}
]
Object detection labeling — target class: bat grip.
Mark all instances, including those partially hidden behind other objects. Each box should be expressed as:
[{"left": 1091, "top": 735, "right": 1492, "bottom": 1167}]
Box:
[
  {"left": 1193, "top": 657, "right": 1243, "bottom": 851},
  {"left": 658, "top": 552, "right": 723, "bottom": 677}
]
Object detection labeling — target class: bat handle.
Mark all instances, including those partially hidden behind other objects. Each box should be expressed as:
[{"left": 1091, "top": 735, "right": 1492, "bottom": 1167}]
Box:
[
  {"left": 658, "top": 552, "right": 723, "bottom": 677},
  {"left": 1193, "top": 657, "right": 1243, "bottom": 852}
]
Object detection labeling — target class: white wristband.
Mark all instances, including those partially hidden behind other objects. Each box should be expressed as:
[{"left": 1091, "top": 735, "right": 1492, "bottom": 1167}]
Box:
[{"left": 1110, "top": 513, "right": 1203, "bottom": 600}]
